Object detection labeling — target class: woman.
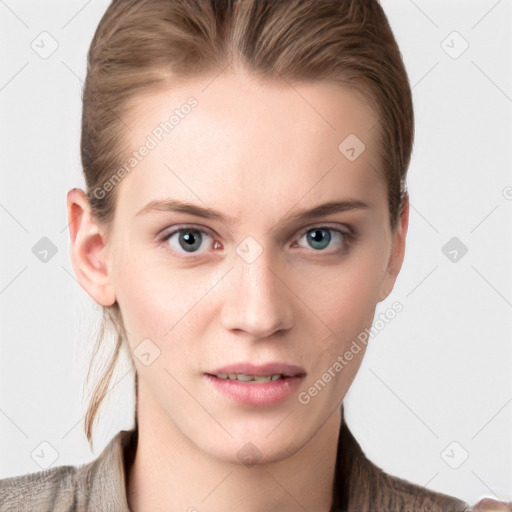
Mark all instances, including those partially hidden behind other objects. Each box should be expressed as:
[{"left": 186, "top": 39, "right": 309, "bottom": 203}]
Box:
[{"left": 0, "top": 0, "right": 510, "bottom": 511}]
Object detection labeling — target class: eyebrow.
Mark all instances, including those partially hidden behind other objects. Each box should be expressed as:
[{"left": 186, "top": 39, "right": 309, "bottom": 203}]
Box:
[{"left": 135, "top": 198, "right": 370, "bottom": 227}]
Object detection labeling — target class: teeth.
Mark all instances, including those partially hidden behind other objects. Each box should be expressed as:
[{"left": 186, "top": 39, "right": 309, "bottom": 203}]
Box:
[
  {"left": 215, "top": 373, "right": 284, "bottom": 382},
  {"left": 237, "top": 374, "right": 255, "bottom": 382}
]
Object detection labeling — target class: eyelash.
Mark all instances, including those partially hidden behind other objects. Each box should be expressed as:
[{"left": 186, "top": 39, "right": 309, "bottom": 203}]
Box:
[{"left": 159, "top": 224, "right": 355, "bottom": 260}]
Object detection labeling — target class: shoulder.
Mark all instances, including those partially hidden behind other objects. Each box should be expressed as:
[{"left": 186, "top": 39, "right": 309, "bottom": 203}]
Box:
[
  {"left": 0, "top": 429, "right": 134, "bottom": 512},
  {"left": 364, "top": 463, "right": 472, "bottom": 512},
  {"left": 337, "top": 416, "right": 473, "bottom": 512},
  {"left": 369, "top": 472, "right": 512, "bottom": 512},
  {"left": 0, "top": 462, "right": 80, "bottom": 512}
]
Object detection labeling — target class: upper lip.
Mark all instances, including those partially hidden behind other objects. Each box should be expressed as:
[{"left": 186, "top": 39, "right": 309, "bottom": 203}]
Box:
[{"left": 207, "top": 362, "right": 306, "bottom": 378}]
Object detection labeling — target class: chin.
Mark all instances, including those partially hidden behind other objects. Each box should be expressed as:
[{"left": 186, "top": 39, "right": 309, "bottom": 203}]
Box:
[{"left": 196, "top": 413, "right": 317, "bottom": 465}]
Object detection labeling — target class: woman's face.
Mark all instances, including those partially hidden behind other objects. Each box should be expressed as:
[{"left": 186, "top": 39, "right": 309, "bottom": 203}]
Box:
[{"left": 98, "top": 71, "right": 407, "bottom": 462}]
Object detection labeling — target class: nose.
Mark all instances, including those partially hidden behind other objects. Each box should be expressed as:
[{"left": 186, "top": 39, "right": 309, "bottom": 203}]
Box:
[{"left": 220, "top": 247, "right": 294, "bottom": 339}]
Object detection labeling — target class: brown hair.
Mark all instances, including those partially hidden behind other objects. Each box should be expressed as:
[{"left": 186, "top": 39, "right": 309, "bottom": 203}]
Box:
[{"left": 80, "top": 0, "right": 414, "bottom": 447}]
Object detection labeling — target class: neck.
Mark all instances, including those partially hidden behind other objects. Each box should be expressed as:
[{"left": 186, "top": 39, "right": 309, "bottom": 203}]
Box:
[{"left": 126, "top": 382, "right": 341, "bottom": 512}]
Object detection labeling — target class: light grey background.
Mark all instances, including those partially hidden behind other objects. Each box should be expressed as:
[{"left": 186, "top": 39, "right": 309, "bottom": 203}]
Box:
[{"left": 0, "top": 0, "right": 511, "bottom": 506}]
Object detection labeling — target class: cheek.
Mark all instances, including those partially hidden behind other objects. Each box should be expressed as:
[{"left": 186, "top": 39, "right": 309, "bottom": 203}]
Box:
[
  {"left": 299, "top": 262, "right": 380, "bottom": 405},
  {"left": 111, "top": 249, "right": 218, "bottom": 358},
  {"left": 308, "top": 245, "right": 387, "bottom": 359},
  {"left": 313, "top": 247, "right": 386, "bottom": 322},
  {"left": 110, "top": 245, "right": 171, "bottom": 344}
]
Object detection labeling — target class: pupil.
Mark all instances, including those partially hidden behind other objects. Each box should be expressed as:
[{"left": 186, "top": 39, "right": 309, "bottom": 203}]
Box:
[
  {"left": 308, "top": 228, "right": 331, "bottom": 250},
  {"left": 179, "top": 230, "right": 202, "bottom": 252}
]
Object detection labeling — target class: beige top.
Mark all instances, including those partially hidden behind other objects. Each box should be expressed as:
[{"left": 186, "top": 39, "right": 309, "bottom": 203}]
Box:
[{"left": 0, "top": 405, "right": 479, "bottom": 511}]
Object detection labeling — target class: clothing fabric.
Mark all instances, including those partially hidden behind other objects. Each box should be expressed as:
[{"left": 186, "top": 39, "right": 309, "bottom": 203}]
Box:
[{"left": 0, "top": 405, "right": 475, "bottom": 511}]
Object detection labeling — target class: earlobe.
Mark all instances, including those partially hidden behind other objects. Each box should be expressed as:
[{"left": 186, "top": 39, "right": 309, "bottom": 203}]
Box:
[
  {"left": 378, "top": 194, "right": 409, "bottom": 302},
  {"left": 66, "top": 188, "right": 116, "bottom": 307}
]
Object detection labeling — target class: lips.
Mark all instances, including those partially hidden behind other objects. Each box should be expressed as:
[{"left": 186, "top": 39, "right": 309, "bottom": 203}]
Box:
[
  {"left": 204, "top": 362, "right": 306, "bottom": 405},
  {"left": 206, "top": 362, "right": 306, "bottom": 378}
]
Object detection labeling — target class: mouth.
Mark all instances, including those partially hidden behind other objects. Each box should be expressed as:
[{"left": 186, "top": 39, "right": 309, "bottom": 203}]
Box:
[
  {"left": 209, "top": 373, "right": 289, "bottom": 382},
  {"left": 205, "top": 362, "right": 306, "bottom": 381},
  {"left": 203, "top": 362, "right": 306, "bottom": 406}
]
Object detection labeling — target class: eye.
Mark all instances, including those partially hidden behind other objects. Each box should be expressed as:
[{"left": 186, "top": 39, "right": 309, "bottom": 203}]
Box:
[
  {"left": 159, "top": 224, "right": 353, "bottom": 259},
  {"left": 295, "top": 226, "right": 348, "bottom": 252},
  {"left": 161, "top": 226, "right": 216, "bottom": 256}
]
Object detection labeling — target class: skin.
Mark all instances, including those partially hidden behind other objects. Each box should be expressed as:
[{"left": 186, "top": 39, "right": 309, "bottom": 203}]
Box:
[
  {"left": 474, "top": 499, "right": 512, "bottom": 511},
  {"left": 67, "top": 69, "right": 410, "bottom": 512}
]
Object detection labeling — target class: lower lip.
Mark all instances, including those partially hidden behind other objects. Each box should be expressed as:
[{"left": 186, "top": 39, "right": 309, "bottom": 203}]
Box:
[{"left": 204, "top": 374, "right": 305, "bottom": 406}]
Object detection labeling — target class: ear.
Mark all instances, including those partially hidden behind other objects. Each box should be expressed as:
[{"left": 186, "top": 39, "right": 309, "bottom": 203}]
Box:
[
  {"left": 378, "top": 193, "right": 409, "bottom": 302},
  {"left": 66, "top": 188, "right": 116, "bottom": 307}
]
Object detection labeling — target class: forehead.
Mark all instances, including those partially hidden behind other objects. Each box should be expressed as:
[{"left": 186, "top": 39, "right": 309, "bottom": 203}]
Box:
[{"left": 117, "top": 71, "right": 384, "bottom": 220}]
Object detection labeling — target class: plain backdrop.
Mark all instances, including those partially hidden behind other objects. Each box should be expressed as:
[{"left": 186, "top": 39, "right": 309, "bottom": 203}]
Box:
[{"left": 0, "top": 0, "right": 511, "bottom": 506}]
